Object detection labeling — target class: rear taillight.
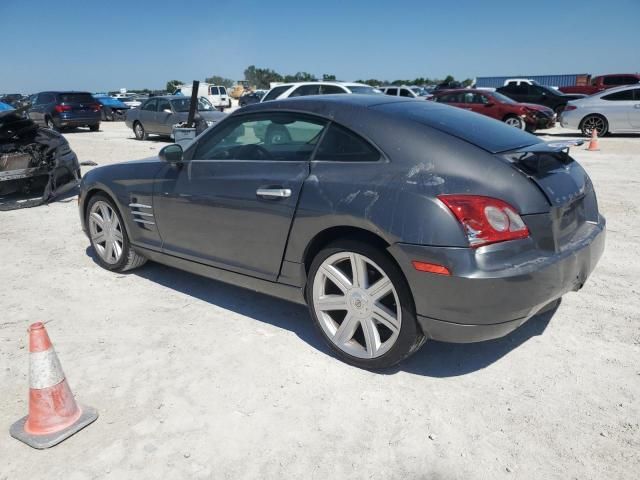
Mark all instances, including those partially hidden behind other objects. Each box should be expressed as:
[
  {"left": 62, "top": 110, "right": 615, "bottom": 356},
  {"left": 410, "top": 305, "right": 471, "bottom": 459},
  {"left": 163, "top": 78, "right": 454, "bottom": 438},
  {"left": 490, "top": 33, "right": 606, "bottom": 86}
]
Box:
[
  {"left": 438, "top": 195, "right": 529, "bottom": 247},
  {"left": 54, "top": 104, "right": 72, "bottom": 112},
  {"left": 91, "top": 103, "right": 101, "bottom": 112},
  {"left": 563, "top": 105, "right": 577, "bottom": 111}
]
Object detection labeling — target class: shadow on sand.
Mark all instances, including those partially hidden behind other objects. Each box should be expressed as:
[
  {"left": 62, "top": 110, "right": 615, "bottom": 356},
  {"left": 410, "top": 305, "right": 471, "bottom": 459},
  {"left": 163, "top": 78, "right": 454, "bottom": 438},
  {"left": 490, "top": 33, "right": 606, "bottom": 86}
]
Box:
[{"left": 85, "top": 248, "right": 557, "bottom": 377}]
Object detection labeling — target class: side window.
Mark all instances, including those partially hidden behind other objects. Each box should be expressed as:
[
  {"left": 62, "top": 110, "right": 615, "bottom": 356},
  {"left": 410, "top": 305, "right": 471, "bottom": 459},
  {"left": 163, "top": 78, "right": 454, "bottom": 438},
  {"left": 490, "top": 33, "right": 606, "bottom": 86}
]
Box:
[
  {"left": 194, "top": 113, "right": 326, "bottom": 161},
  {"left": 315, "top": 123, "right": 380, "bottom": 162},
  {"left": 210, "top": 86, "right": 220, "bottom": 95},
  {"left": 399, "top": 88, "right": 413, "bottom": 97},
  {"left": 386, "top": 88, "right": 398, "bottom": 96},
  {"left": 157, "top": 99, "right": 171, "bottom": 112},
  {"left": 634, "top": 89, "right": 640, "bottom": 101},
  {"left": 31, "top": 94, "right": 40, "bottom": 105},
  {"left": 321, "top": 85, "right": 346, "bottom": 94},
  {"left": 602, "top": 90, "right": 634, "bottom": 101},
  {"left": 142, "top": 99, "right": 157, "bottom": 111},
  {"left": 262, "top": 85, "right": 290, "bottom": 102},
  {"left": 622, "top": 76, "right": 639, "bottom": 85},
  {"left": 219, "top": 87, "right": 227, "bottom": 95},
  {"left": 603, "top": 76, "right": 617, "bottom": 86},
  {"left": 289, "top": 85, "right": 321, "bottom": 97}
]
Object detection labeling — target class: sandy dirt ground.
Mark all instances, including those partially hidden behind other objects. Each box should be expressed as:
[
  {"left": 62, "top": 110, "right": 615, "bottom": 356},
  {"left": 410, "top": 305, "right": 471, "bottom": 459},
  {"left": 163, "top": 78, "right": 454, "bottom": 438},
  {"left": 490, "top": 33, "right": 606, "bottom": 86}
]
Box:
[{"left": 1, "top": 121, "right": 638, "bottom": 479}]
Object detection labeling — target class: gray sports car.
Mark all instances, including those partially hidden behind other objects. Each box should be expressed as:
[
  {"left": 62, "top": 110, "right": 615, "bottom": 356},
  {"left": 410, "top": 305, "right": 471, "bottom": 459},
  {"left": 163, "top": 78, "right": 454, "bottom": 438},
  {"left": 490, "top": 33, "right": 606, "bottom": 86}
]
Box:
[{"left": 79, "top": 95, "right": 605, "bottom": 369}]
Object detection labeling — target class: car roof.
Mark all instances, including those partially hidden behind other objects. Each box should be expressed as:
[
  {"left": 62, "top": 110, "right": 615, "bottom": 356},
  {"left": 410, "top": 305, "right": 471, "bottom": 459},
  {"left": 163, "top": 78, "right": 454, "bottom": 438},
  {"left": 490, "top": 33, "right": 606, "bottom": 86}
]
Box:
[
  {"left": 270, "top": 81, "right": 370, "bottom": 88},
  {"left": 239, "top": 95, "right": 540, "bottom": 154}
]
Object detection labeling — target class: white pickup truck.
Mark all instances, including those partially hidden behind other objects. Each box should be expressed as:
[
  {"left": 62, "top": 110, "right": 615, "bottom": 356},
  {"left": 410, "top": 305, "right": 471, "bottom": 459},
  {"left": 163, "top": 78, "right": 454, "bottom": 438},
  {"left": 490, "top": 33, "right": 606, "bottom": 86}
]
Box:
[{"left": 175, "top": 83, "right": 231, "bottom": 111}]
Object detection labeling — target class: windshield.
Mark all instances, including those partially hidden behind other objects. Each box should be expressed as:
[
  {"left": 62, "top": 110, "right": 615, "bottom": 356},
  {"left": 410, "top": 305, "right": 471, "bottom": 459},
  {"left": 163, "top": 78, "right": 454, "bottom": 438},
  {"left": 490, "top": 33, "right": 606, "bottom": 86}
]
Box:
[
  {"left": 170, "top": 97, "right": 215, "bottom": 112},
  {"left": 347, "top": 86, "right": 383, "bottom": 95},
  {"left": 490, "top": 91, "right": 517, "bottom": 104}
]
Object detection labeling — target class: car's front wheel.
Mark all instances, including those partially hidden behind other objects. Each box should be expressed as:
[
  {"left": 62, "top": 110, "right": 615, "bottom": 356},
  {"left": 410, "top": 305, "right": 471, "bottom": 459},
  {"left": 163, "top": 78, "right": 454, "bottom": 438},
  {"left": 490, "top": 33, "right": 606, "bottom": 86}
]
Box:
[
  {"left": 581, "top": 114, "right": 608, "bottom": 137},
  {"left": 86, "top": 194, "right": 147, "bottom": 272},
  {"left": 306, "top": 240, "right": 424, "bottom": 369}
]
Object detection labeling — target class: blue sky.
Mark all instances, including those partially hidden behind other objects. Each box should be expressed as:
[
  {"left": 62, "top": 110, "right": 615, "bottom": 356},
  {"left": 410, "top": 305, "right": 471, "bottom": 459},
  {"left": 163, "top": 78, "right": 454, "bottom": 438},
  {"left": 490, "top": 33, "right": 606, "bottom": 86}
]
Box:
[{"left": 1, "top": 0, "right": 638, "bottom": 92}]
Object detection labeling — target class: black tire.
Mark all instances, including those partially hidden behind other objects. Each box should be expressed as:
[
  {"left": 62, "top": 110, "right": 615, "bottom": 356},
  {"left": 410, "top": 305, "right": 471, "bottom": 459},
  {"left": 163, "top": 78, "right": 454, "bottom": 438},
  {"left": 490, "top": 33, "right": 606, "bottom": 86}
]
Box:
[
  {"left": 89, "top": 123, "right": 100, "bottom": 132},
  {"left": 85, "top": 193, "right": 147, "bottom": 272},
  {"left": 503, "top": 114, "right": 525, "bottom": 130},
  {"left": 580, "top": 114, "right": 609, "bottom": 137},
  {"left": 133, "top": 121, "right": 147, "bottom": 140},
  {"left": 306, "top": 239, "right": 425, "bottom": 369},
  {"left": 45, "top": 117, "right": 58, "bottom": 131}
]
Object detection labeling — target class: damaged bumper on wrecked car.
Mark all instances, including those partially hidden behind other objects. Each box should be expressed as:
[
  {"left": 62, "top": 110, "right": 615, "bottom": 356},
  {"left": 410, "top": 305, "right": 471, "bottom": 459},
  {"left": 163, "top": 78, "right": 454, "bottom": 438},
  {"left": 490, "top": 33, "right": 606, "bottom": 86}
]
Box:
[{"left": 0, "top": 111, "right": 80, "bottom": 210}]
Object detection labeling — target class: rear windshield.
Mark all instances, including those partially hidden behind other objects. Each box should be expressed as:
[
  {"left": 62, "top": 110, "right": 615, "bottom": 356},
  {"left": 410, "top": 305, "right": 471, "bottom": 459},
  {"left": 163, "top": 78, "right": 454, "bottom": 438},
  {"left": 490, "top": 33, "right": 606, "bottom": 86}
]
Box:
[
  {"left": 373, "top": 101, "right": 541, "bottom": 153},
  {"left": 59, "top": 93, "right": 95, "bottom": 103}
]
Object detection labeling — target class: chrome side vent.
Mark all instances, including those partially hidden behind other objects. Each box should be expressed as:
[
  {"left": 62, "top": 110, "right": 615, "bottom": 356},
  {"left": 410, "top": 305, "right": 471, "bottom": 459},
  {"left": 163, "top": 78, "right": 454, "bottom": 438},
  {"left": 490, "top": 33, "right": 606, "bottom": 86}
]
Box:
[{"left": 128, "top": 202, "right": 155, "bottom": 226}]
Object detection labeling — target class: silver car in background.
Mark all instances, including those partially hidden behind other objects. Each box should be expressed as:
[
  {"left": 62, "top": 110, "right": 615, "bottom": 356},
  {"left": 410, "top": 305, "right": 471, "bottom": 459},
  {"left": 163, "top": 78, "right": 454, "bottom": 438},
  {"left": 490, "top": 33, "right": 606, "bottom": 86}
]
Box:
[{"left": 561, "top": 85, "right": 640, "bottom": 136}]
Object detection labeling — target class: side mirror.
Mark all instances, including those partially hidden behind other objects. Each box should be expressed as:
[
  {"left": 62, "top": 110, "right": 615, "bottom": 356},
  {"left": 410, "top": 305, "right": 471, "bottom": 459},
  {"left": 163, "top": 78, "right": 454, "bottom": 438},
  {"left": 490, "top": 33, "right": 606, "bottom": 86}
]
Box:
[
  {"left": 484, "top": 102, "right": 495, "bottom": 107},
  {"left": 163, "top": 108, "right": 172, "bottom": 113},
  {"left": 159, "top": 144, "right": 183, "bottom": 165}
]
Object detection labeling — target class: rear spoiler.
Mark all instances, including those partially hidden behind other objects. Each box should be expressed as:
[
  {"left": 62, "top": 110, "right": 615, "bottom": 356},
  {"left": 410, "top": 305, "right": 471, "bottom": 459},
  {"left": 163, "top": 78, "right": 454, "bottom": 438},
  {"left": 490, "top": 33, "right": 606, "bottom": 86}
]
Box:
[
  {"left": 502, "top": 140, "right": 585, "bottom": 173},
  {"left": 516, "top": 139, "right": 584, "bottom": 154}
]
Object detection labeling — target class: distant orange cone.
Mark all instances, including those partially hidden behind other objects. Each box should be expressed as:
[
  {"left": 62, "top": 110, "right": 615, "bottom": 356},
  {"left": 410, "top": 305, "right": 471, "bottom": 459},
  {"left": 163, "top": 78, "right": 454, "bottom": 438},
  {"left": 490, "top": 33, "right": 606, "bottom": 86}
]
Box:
[
  {"left": 587, "top": 129, "right": 600, "bottom": 151},
  {"left": 10, "top": 322, "right": 98, "bottom": 449}
]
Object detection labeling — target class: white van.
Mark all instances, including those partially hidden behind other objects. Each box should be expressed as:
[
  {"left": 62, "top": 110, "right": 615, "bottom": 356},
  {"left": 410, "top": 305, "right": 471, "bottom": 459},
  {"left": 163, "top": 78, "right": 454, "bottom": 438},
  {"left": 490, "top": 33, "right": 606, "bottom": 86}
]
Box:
[{"left": 175, "top": 83, "right": 231, "bottom": 111}]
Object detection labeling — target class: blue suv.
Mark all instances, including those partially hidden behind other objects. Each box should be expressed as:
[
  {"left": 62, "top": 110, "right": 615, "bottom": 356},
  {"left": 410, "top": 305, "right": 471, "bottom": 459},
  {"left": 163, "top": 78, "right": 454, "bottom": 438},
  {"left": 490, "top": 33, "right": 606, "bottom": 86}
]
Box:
[{"left": 29, "top": 91, "right": 101, "bottom": 131}]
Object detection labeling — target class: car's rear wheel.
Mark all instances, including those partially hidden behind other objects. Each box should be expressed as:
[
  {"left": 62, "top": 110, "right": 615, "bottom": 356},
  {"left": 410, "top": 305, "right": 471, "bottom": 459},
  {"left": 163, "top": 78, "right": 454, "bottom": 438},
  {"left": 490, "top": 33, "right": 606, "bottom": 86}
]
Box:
[
  {"left": 307, "top": 240, "right": 424, "bottom": 369},
  {"left": 86, "top": 194, "right": 147, "bottom": 272},
  {"left": 581, "top": 115, "right": 608, "bottom": 137},
  {"left": 504, "top": 115, "right": 525, "bottom": 130},
  {"left": 89, "top": 123, "right": 100, "bottom": 132},
  {"left": 133, "top": 121, "right": 147, "bottom": 140}
]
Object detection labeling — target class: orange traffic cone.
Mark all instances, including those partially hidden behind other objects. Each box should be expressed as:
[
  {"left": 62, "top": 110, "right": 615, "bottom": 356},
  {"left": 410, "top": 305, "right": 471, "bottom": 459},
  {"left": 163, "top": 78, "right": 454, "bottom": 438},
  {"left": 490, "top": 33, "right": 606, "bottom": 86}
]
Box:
[
  {"left": 587, "top": 129, "right": 600, "bottom": 151},
  {"left": 10, "top": 322, "right": 98, "bottom": 449}
]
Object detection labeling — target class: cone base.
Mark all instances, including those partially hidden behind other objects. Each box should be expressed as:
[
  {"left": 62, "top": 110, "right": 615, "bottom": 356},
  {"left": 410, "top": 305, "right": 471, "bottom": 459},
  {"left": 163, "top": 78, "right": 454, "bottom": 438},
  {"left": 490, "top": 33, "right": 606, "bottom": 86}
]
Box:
[{"left": 10, "top": 404, "right": 98, "bottom": 449}]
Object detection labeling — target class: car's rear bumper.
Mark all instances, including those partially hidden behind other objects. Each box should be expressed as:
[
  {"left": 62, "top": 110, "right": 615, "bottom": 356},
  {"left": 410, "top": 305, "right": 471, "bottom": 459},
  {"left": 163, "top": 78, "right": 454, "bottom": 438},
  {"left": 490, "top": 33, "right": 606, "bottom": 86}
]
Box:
[
  {"left": 388, "top": 215, "right": 606, "bottom": 343},
  {"left": 56, "top": 113, "right": 101, "bottom": 127}
]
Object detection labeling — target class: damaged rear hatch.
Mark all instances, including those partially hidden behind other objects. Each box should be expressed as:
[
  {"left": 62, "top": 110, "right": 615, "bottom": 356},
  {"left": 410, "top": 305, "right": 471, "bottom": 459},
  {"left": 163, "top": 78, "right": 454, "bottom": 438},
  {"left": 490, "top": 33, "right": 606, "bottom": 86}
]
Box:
[{"left": 1, "top": 103, "right": 81, "bottom": 210}]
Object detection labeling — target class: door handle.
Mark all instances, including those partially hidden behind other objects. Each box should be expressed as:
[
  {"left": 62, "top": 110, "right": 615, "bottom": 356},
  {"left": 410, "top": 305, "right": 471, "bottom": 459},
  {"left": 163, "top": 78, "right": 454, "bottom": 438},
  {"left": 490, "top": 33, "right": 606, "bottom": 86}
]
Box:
[{"left": 256, "top": 188, "right": 291, "bottom": 199}]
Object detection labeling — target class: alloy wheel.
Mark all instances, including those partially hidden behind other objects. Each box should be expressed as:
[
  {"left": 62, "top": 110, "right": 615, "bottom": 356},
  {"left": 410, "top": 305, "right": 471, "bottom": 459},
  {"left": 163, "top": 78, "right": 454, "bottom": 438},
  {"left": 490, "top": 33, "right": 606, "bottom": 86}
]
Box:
[
  {"left": 312, "top": 252, "right": 402, "bottom": 359},
  {"left": 134, "top": 123, "right": 144, "bottom": 139},
  {"left": 505, "top": 116, "right": 524, "bottom": 129},
  {"left": 582, "top": 116, "right": 606, "bottom": 136},
  {"left": 88, "top": 201, "right": 124, "bottom": 265}
]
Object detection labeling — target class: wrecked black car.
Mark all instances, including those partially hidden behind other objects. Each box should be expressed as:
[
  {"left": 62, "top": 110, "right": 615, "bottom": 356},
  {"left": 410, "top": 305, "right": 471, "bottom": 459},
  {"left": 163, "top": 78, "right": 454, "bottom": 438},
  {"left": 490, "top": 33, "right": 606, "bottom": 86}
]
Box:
[{"left": 0, "top": 102, "right": 80, "bottom": 210}]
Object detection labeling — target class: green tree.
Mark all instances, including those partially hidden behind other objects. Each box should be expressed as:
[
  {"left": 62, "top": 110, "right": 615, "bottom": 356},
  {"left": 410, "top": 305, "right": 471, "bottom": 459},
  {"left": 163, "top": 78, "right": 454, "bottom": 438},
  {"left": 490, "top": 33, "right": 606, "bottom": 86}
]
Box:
[
  {"left": 244, "top": 65, "right": 284, "bottom": 89},
  {"left": 165, "top": 80, "right": 183, "bottom": 93},
  {"left": 462, "top": 78, "right": 474, "bottom": 87},
  {"left": 322, "top": 73, "right": 337, "bottom": 81},
  {"left": 284, "top": 71, "right": 318, "bottom": 83},
  {"left": 205, "top": 75, "right": 234, "bottom": 88}
]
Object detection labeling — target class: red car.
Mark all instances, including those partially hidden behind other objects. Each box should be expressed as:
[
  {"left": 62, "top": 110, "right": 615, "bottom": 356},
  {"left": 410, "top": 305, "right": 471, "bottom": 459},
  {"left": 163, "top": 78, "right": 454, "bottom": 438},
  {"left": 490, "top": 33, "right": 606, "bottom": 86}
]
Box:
[{"left": 432, "top": 89, "right": 556, "bottom": 132}]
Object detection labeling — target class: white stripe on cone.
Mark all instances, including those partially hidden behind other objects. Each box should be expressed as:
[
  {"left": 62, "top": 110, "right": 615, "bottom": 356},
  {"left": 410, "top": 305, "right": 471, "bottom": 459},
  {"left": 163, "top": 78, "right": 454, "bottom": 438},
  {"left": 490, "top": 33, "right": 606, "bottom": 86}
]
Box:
[{"left": 30, "top": 348, "right": 65, "bottom": 389}]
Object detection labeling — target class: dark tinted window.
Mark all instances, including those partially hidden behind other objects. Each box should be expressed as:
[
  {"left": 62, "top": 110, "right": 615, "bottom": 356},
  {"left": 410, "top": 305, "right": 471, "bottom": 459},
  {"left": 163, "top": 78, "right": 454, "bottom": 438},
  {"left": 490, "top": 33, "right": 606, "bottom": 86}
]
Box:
[
  {"left": 399, "top": 88, "right": 413, "bottom": 97},
  {"left": 262, "top": 85, "right": 291, "bottom": 102},
  {"left": 321, "top": 85, "right": 346, "bottom": 94},
  {"left": 157, "top": 99, "right": 171, "bottom": 111},
  {"left": 385, "top": 88, "right": 398, "bottom": 96},
  {"left": 373, "top": 102, "right": 541, "bottom": 154},
  {"left": 194, "top": 113, "right": 326, "bottom": 161},
  {"left": 142, "top": 99, "right": 157, "bottom": 111},
  {"left": 635, "top": 89, "right": 640, "bottom": 101},
  {"left": 58, "top": 92, "right": 95, "bottom": 103},
  {"left": 289, "top": 85, "right": 320, "bottom": 97},
  {"left": 210, "top": 86, "right": 219, "bottom": 95},
  {"left": 602, "top": 89, "right": 634, "bottom": 101},
  {"left": 315, "top": 123, "right": 380, "bottom": 162},
  {"left": 603, "top": 76, "right": 638, "bottom": 86}
]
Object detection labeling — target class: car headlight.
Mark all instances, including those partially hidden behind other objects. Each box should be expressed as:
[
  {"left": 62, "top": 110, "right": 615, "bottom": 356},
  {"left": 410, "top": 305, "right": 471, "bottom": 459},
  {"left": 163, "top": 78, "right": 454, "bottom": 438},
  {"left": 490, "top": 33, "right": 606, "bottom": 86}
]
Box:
[{"left": 206, "top": 121, "right": 214, "bottom": 127}]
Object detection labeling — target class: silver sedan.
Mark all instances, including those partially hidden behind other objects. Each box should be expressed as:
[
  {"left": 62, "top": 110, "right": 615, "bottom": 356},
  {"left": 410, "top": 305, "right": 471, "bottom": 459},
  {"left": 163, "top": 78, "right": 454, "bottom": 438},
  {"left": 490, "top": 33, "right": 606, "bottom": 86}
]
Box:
[{"left": 561, "top": 85, "right": 640, "bottom": 136}]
